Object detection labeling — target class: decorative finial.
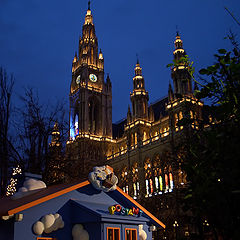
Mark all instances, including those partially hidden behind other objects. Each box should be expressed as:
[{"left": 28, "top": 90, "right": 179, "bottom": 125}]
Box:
[
  {"left": 88, "top": 0, "right": 90, "bottom": 10},
  {"left": 136, "top": 53, "right": 139, "bottom": 64},
  {"left": 176, "top": 25, "right": 179, "bottom": 36}
]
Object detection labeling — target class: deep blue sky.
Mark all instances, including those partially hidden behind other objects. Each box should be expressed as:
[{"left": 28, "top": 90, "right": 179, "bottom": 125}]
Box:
[{"left": 0, "top": 0, "right": 239, "bottom": 122}]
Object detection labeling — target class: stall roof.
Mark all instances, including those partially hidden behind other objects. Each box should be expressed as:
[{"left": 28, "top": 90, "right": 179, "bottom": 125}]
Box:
[{"left": 0, "top": 180, "right": 165, "bottom": 229}]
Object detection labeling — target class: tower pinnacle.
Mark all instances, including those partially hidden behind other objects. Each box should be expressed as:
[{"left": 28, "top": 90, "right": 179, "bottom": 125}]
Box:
[
  {"left": 171, "top": 33, "right": 193, "bottom": 97},
  {"left": 130, "top": 61, "right": 149, "bottom": 120},
  {"left": 88, "top": 0, "right": 90, "bottom": 10},
  {"left": 85, "top": 1, "right": 93, "bottom": 25},
  {"left": 136, "top": 53, "right": 139, "bottom": 65}
]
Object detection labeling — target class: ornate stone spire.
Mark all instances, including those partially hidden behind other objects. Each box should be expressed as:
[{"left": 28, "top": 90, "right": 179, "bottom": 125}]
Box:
[
  {"left": 85, "top": 1, "right": 93, "bottom": 25},
  {"left": 130, "top": 60, "right": 149, "bottom": 120},
  {"left": 171, "top": 32, "right": 193, "bottom": 97}
]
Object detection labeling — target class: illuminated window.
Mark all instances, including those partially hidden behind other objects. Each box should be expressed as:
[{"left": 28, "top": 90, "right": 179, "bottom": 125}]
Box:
[
  {"left": 179, "top": 111, "right": 183, "bottom": 120},
  {"left": 153, "top": 156, "right": 163, "bottom": 194},
  {"left": 144, "top": 158, "right": 153, "bottom": 197},
  {"left": 70, "top": 115, "right": 75, "bottom": 140},
  {"left": 133, "top": 182, "right": 137, "bottom": 197},
  {"left": 125, "top": 228, "right": 137, "bottom": 240},
  {"left": 190, "top": 110, "right": 194, "bottom": 119},
  {"left": 165, "top": 173, "right": 169, "bottom": 192},
  {"left": 149, "top": 178, "right": 153, "bottom": 194},
  {"left": 132, "top": 163, "right": 140, "bottom": 199},
  {"left": 131, "top": 133, "right": 134, "bottom": 146},
  {"left": 134, "top": 132, "right": 137, "bottom": 145},
  {"left": 126, "top": 185, "right": 129, "bottom": 194},
  {"left": 159, "top": 176, "right": 163, "bottom": 192},
  {"left": 74, "top": 114, "right": 79, "bottom": 136},
  {"left": 169, "top": 172, "right": 174, "bottom": 190},
  {"left": 145, "top": 179, "right": 149, "bottom": 196},
  {"left": 120, "top": 167, "right": 129, "bottom": 194},
  {"left": 175, "top": 113, "right": 179, "bottom": 131},
  {"left": 175, "top": 113, "right": 178, "bottom": 123},
  {"left": 154, "top": 175, "right": 159, "bottom": 192},
  {"left": 143, "top": 131, "right": 147, "bottom": 141},
  {"left": 107, "top": 227, "right": 120, "bottom": 240}
]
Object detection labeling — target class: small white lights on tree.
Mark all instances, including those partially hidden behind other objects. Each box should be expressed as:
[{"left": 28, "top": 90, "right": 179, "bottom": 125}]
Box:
[
  {"left": 173, "top": 220, "right": 179, "bottom": 227},
  {"left": 203, "top": 219, "right": 210, "bottom": 226},
  {"left": 6, "top": 165, "right": 22, "bottom": 196}
]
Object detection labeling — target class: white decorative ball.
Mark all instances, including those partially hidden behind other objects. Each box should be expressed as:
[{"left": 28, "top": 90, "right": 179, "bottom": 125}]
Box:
[
  {"left": 33, "top": 221, "right": 44, "bottom": 235},
  {"left": 72, "top": 224, "right": 83, "bottom": 237},
  {"left": 41, "top": 214, "right": 55, "bottom": 230}
]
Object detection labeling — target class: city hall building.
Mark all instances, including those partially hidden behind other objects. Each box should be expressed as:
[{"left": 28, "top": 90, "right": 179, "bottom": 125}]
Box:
[{"left": 47, "top": 2, "right": 205, "bottom": 239}]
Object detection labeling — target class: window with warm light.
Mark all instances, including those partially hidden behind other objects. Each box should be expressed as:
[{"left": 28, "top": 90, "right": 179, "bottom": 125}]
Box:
[
  {"left": 144, "top": 159, "right": 153, "bottom": 197},
  {"left": 107, "top": 227, "right": 120, "bottom": 240},
  {"left": 121, "top": 167, "right": 129, "bottom": 194},
  {"left": 132, "top": 163, "right": 140, "bottom": 199},
  {"left": 125, "top": 228, "right": 137, "bottom": 240}
]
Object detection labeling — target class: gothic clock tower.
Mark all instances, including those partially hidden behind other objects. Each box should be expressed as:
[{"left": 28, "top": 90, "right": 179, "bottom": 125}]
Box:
[
  {"left": 69, "top": 2, "right": 112, "bottom": 140},
  {"left": 65, "top": 2, "right": 113, "bottom": 181}
]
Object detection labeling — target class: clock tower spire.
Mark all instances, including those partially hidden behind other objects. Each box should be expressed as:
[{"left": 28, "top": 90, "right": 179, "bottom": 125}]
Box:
[{"left": 69, "top": 3, "right": 112, "bottom": 141}]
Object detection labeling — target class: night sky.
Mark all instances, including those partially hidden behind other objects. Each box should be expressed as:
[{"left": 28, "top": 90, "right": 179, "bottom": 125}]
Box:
[{"left": 1, "top": 0, "right": 239, "bottom": 122}]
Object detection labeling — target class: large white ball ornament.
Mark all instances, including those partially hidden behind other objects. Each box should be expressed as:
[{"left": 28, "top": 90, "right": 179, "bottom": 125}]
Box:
[
  {"left": 33, "top": 221, "right": 44, "bottom": 235},
  {"left": 41, "top": 214, "right": 55, "bottom": 231},
  {"left": 72, "top": 224, "right": 83, "bottom": 237}
]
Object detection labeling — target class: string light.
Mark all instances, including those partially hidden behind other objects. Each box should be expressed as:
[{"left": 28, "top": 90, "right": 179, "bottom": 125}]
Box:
[{"left": 6, "top": 165, "right": 22, "bottom": 196}]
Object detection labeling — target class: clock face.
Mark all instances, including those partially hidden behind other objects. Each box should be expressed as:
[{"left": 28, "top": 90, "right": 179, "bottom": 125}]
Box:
[
  {"left": 89, "top": 73, "right": 97, "bottom": 82},
  {"left": 76, "top": 75, "right": 81, "bottom": 84}
]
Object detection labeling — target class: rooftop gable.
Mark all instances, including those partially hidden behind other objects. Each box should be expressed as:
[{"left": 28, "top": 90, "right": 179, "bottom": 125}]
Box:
[{"left": 0, "top": 180, "right": 165, "bottom": 229}]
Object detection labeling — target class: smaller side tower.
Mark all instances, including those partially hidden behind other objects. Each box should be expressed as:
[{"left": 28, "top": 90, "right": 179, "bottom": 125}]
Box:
[
  {"left": 168, "top": 32, "right": 203, "bottom": 136},
  {"left": 171, "top": 32, "right": 192, "bottom": 98},
  {"left": 130, "top": 60, "right": 149, "bottom": 121}
]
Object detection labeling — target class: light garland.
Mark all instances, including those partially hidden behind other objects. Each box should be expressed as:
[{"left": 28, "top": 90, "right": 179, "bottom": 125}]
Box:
[{"left": 6, "top": 165, "right": 22, "bottom": 196}]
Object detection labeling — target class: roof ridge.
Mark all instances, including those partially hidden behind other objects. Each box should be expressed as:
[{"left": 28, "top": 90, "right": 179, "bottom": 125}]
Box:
[{"left": 149, "top": 95, "right": 168, "bottom": 106}]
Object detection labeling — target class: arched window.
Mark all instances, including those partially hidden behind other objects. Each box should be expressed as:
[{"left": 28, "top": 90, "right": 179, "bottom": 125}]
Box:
[
  {"left": 143, "top": 131, "right": 147, "bottom": 141},
  {"left": 74, "top": 114, "right": 79, "bottom": 136},
  {"left": 152, "top": 155, "right": 163, "bottom": 195},
  {"left": 134, "top": 132, "right": 137, "bottom": 146},
  {"left": 162, "top": 152, "right": 174, "bottom": 193},
  {"left": 144, "top": 158, "right": 153, "bottom": 197},
  {"left": 177, "top": 149, "right": 187, "bottom": 186},
  {"left": 179, "top": 111, "right": 183, "bottom": 120},
  {"left": 70, "top": 111, "right": 75, "bottom": 140},
  {"left": 175, "top": 113, "right": 179, "bottom": 131},
  {"left": 131, "top": 133, "right": 134, "bottom": 147},
  {"left": 132, "top": 163, "right": 140, "bottom": 199},
  {"left": 168, "top": 166, "right": 174, "bottom": 191},
  {"left": 190, "top": 110, "right": 194, "bottom": 119},
  {"left": 179, "top": 111, "right": 183, "bottom": 130},
  {"left": 164, "top": 167, "right": 169, "bottom": 193}
]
